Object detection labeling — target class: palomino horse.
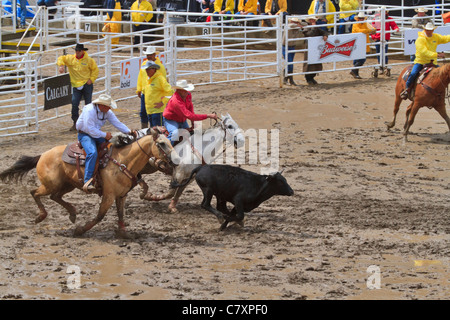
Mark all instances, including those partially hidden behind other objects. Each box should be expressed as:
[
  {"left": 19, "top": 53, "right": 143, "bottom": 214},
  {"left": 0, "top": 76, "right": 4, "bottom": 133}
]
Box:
[
  {"left": 0, "top": 129, "right": 174, "bottom": 237},
  {"left": 115, "top": 113, "right": 245, "bottom": 213},
  {"left": 387, "top": 63, "right": 450, "bottom": 142}
]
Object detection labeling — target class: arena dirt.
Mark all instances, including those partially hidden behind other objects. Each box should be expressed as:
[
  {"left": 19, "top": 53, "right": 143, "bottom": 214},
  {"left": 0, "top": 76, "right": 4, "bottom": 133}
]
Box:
[{"left": 0, "top": 62, "right": 448, "bottom": 300}]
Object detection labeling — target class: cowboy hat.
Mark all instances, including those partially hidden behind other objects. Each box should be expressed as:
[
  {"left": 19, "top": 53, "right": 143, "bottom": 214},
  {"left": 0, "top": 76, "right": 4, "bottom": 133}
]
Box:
[
  {"left": 357, "top": 12, "right": 366, "bottom": 19},
  {"left": 307, "top": 16, "right": 318, "bottom": 21},
  {"left": 424, "top": 22, "right": 437, "bottom": 30},
  {"left": 93, "top": 94, "right": 117, "bottom": 109},
  {"left": 415, "top": 7, "right": 428, "bottom": 13},
  {"left": 141, "top": 61, "right": 160, "bottom": 70},
  {"left": 289, "top": 17, "right": 302, "bottom": 24},
  {"left": 143, "top": 46, "right": 159, "bottom": 55},
  {"left": 74, "top": 43, "right": 88, "bottom": 51},
  {"left": 173, "top": 79, "right": 195, "bottom": 92}
]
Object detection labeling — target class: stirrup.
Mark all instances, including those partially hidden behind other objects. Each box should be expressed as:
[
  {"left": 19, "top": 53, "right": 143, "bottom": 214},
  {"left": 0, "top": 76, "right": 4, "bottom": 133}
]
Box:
[
  {"left": 400, "top": 89, "right": 409, "bottom": 100},
  {"left": 82, "top": 178, "right": 96, "bottom": 193}
]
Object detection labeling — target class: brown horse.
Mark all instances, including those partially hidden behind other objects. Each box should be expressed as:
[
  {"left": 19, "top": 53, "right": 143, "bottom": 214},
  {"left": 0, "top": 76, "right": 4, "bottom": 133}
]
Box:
[
  {"left": 387, "top": 63, "right": 450, "bottom": 142},
  {"left": 0, "top": 129, "right": 174, "bottom": 237}
]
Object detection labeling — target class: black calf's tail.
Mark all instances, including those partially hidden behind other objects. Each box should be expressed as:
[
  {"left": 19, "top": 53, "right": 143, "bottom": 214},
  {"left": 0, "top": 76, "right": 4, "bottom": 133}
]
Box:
[
  {"left": 170, "top": 166, "right": 202, "bottom": 189},
  {"left": 0, "top": 155, "right": 40, "bottom": 183}
]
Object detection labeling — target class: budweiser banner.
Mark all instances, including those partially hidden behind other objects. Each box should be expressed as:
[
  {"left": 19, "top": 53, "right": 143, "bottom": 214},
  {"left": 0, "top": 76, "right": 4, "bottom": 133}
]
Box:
[
  {"left": 404, "top": 26, "right": 450, "bottom": 56},
  {"left": 307, "top": 33, "right": 367, "bottom": 64}
]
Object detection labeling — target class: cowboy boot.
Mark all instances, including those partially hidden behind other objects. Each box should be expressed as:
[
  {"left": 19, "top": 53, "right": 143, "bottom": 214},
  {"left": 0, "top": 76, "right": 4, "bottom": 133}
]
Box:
[
  {"left": 289, "top": 76, "right": 298, "bottom": 86},
  {"left": 141, "top": 122, "right": 148, "bottom": 129}
]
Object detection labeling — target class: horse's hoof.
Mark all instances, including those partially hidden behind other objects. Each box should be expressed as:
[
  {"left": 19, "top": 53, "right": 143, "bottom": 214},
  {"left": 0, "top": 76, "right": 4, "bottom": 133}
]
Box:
[
  {"left": 115, "top": 229, "right": 131, "bottom": 239},
  {"left": 73, "top": 226, "right": 85, "bottom": 237},
  {"left": 168, "top": 206, "right": 178, "bottom": 214},
  {"left": 35, "top": 214, "right": 46, "bottom": 224},
  {"left": 69, "top": 214, "right": 76, "bottom": 224}
]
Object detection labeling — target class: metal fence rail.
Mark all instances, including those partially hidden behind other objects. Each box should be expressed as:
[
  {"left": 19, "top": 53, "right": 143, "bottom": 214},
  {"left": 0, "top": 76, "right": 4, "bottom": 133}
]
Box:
[{"left": 2, "top": 2, "right": 450, "bottom": 137}]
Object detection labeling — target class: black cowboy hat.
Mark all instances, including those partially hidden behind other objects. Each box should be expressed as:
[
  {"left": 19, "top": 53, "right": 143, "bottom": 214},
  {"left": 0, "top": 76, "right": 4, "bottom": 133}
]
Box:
[{"left": 74, "top": 43, "right": 88, "bottom": 51}]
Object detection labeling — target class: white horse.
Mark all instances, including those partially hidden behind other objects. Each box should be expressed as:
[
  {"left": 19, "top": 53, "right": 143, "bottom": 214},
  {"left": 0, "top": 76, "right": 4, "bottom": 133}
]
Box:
[{"left": 133, "top": 113, "right": 245, "bottom": 213}]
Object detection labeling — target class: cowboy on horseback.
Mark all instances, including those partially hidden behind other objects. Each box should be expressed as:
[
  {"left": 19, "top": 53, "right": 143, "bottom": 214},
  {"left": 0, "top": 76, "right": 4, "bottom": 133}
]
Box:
[
  {"left": 76, "top": 94, "right": 135, "bottom": 192},
  {"left": 401, "top": 22, "right": 450, "bottom": 100}
]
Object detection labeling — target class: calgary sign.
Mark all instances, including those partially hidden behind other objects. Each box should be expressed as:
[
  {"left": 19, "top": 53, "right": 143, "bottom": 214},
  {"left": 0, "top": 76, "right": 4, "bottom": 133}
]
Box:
[{"left": 307, "top": 33, "right": 366, "bottom": 64}]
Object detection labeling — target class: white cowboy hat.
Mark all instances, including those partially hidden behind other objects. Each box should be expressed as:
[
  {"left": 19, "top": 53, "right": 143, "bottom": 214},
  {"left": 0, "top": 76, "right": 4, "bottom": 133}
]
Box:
[
  {"left": 93, "top": 94, "right": 117, "bottom": 109},
  {"left": 141, "top": 60, "right": 160, "bottom": 70},
  {"left": 424, "top": 22, "right": 437, "bottom": 30},
  {"left": 143, "top": 46, "right": 159, "bottom": 55},
  {"left": 415, "top": 7, "right": 428, "bottom": 13},
  {"left": 307, "top": 16, "right": 318, "bottom": 21},
  {"left": 289, "top": 17, "right": 302, "bottom": 24},
  {"left": 357, "top": 12, "right": 366, "bottom": 19},
  {"left": 173, "top": 79, "right": 195, "bottom": 92}
]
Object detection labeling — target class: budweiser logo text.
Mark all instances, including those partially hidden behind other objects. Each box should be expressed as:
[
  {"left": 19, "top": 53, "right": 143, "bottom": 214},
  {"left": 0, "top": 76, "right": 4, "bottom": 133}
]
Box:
[{"left": 319, "top": 39, "right": 356, "bottom": 59}]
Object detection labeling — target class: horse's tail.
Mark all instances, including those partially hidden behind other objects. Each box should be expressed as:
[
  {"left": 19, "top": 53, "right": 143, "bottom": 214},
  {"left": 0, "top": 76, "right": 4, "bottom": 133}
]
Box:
[
  {"left": 0, "top": 155, "right": 40, "bottom": 183},
  {"left": 170, "top": 165, "right": 202, "bottom": 189}
]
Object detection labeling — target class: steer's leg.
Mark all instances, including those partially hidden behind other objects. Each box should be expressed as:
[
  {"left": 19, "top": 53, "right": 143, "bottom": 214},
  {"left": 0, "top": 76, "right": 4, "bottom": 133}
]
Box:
[{"left": 200, "top": 188, "right": 224, "bottom": 223}]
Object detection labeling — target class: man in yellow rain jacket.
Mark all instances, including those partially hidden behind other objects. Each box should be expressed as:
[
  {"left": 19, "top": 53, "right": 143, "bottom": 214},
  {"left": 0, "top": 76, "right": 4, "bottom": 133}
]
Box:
[
  {"left": 142, "top": 61, "right": 173, "bottom": 128},
  {"left": 57, "top": 43, "right": 99, "bottom": 130},
  {"left": 263, "top": 0, "right": 287, "bottom": 28},
  {"left": 308, "top": 0, "right": 336, "bottom": 31},
  {"left": 349, "top": 12, "right": 376, "bottom": 79},
  {"left": 136, "top": 46, "right": 167, "bottom": 128},
  {"left": 103, "top": 0, "right": 122, "bottom": 47},
  {"left": 131, "top": 0, "right": 154, "bottom": 44},
  {"left": 213, "top": 0, "right": 234, "bottom": 21},
  {"left": 401, "top": 22, "right": 450, "bottom": 99},
  {"left": 338, "top": 0, "right": 360, "bottom": 34},
  {"left": 237, "top": 0, "right": 258, "bottom": 16}
]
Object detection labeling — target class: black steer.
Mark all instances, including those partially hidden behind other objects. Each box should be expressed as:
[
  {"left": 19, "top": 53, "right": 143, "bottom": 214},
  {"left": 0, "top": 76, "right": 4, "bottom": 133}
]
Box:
[{"left": 171, "top": 164, "right": 294, "bottom": 230}]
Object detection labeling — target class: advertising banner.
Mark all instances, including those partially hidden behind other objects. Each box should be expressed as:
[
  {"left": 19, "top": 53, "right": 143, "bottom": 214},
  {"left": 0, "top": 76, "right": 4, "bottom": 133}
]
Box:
[
  {"left": 307, "top": 33, "right": 367, "bottom": 64},
  {"left": 44, "top": 74, "right": 72, "bottom": 111}
]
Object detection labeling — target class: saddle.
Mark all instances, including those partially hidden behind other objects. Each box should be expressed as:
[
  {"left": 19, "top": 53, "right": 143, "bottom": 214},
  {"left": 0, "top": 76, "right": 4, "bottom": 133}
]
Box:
[
  {"left": 62, "top": 141, "right": 113, "bottom": 188},
  {"left": 402, "top": 63, "right": 437, "bottom": 101}
]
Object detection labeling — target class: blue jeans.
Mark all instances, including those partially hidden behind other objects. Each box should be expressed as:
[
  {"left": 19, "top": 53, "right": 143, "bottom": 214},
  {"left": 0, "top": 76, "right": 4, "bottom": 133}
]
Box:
[
  {"left": 213, "top": 11, "right": 233, "bottom": 21},
  {"left": 338, "top": 15, "right": 355, "bottom": 34},
  {"left": 78, "top": 133, "right": 106, "bottom": 183},
  {"left": 19, "top": 0, "right": 27, "bottom": 25},
  {"left": 72, "top": 83, "right": 93, "bottom": 123},
  {"left": 148, "top": 113, "right": 163, "bottom": 127},
  {"left": 163, "top": 118, "right": 190, "bottom": 146},
  {"left": 282, "top": 45, "right": 296, "bottom": 75},
  {"left": 375, "top": 41, "right": 389, "bottom": 64},
  {"left": 405, "top": 63, "right": 423, "bottom": 89},
  {"left": 140, "top": 95, "right": 148, "bottom": 124}
]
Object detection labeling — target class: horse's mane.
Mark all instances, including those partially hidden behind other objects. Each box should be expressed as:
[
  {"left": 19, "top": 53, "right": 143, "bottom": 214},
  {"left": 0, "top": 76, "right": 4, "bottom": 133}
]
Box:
[
  {"left": 429, "top": 63, "right": 450, "bottom": 82},
  {"left": 110, "top": 128, "right": 149, "bottom": 148}
]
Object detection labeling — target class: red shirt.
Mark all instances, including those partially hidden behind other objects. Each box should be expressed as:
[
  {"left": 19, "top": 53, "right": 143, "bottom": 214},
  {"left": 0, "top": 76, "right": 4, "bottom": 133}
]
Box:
[
  {"left": 371, "top": 16, "right": 398, "bottom": 42},
  {"left": 163, "top": 91, "right": 207, "bottom": 123}
]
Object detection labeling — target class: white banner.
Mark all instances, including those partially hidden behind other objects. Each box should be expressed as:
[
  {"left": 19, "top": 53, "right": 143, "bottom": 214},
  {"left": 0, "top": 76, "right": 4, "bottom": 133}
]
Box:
[
  {"left": 307, "top": 33, "right": 367, "bottom": 64},
  {"left": 120, "top": 53, "right": 167, "bottom": 90},
  {"left": 404, "top": 26, "right": 450, "bottom": 56}
]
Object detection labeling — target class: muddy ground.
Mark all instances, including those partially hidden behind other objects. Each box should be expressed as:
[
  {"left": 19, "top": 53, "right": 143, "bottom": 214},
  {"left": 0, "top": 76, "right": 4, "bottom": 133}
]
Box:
[{"left": 0, "top": 62, "right": 448, "bottom": 300}]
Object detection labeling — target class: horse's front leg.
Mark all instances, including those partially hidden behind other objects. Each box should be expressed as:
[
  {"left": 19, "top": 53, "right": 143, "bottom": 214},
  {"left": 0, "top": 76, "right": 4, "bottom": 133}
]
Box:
[
  {"left": 74, "top": 195, "right": 115, "bottom": 236},
  {"left": 115, "top": 195, "right": 130, "bottom": 239}
]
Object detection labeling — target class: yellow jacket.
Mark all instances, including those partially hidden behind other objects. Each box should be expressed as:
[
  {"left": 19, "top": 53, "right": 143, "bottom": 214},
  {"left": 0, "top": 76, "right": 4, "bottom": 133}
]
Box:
[
  {"left": 238, "top": 0, "right": 257, "bottom": 14},
  {"left": 339, "top": 0, "right": 359, "bottom": 19},
  {"left": 414, "top": 31, "right": 450, "bottom": 65},
  {"left": 352, "top": 21, "right": 375, "bottom": 53},
  {"left": 144, "top": 72, "right": 173, "bottom": 115},
  {"left": 308, "top": 0, "right": 336, "bottom": 26},
  {"left": 131, "top": 0, "right": 153, "bottom": 26},
  {"left": 56, "top": 51, "right": 99, "bottom": 88},
  {"left": 265, "top": 0, "right": 287, "bottom": 14},
  {"left": 136, "top": 57, "right": 166, "bottom": 94},
  {"left": 214, "top": 0, "right": 235, "bottom": 13}
]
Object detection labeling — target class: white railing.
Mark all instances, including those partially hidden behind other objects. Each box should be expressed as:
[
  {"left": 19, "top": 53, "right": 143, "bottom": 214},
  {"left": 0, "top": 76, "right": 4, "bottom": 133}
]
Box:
[{"left": 2, "top": 3, "right": 450, "bottom": 137}]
